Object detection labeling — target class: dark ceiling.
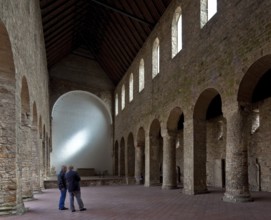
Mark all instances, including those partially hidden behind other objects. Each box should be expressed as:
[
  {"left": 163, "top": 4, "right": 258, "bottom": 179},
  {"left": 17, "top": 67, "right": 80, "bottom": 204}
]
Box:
[{"left": 40, "top": 0, "right": 172, "bottom": 85}]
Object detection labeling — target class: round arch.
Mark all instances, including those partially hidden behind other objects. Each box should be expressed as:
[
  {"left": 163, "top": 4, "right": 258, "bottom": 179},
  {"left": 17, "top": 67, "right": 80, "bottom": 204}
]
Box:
[
  {"left": 193, "top": 88, "right": 225, "bottom": 193},
  {"left": 0, "top": 20, "right": 20, "bottom": 214},
  {"left": 52, "top": 90, "right": 112, "bottom": 124},
  {"left": 237, "top": 55, "right": 271, "bottom": 193},
  {"left": 194, "top": 88, "right": 221, "bottom": 120},
  {"left": 51, "top": 90, "right": 112, "bottom": 174},
  {"left": 238, "top": 55, "right": 271, "bottom": 103},
  {"left": 166, "top": 107, "right": 184, "bottom": 187},
  {"left": 167, "top": 107, "right": 183, "bottom": 131}
]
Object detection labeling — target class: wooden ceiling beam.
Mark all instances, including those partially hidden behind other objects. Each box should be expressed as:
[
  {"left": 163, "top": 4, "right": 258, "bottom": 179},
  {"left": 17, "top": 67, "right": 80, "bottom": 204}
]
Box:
[
  {"left": 42, "top": 0, "right": 69, "bottom": 16},
  {"left": 40, "top": 0, "right": 55, "bottom": 9},
  {"left": 137, "top": 0, "right": 156, "bottom": 24},
  {"left": 84, "top": 13, "right": 131, "bottom": 68},
  {"left": 97, "top": 48, "right": 122, "bottom": 82},
  {"left": 106, "top": 23, "right": 133, "bottom": 62},
  {"left": 144, "top": 0, "right": 161, "bottom": 21},
  {"left": 47, "top": 44, "right": 72, "bottom": 62},
  {"left": 89, "top": 0, "right": 153, "bottom": 27},
  {"left": 47, "top": 46, "right": 71, "bottom": 64},
  {"left": 45, "top": 29, "right": 74, "bottom": 47},
  {"left": 43, "top": 0, "right": 77, "bottom": 24},
  {"left": 46, "top": 34, "right": 73, "bottom": 52},
  {"left": 118, "top": 1, "right": 149, "bottom": 40},
  {"left": 43, "top": 1, "right": 85, "bottom": 30},
  {"left": 110, "top": 12, "right": 141, "bottom": 53},
  {"left": 44, "top": 6, "right": 87, "bottom": 36},
  {"left": 116, "top": 1, "right": 147, "bottom": 42}
]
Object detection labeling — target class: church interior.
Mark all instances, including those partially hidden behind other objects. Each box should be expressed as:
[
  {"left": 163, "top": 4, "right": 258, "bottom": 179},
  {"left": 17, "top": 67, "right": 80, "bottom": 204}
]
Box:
[{"left": 1, "top": 0, "right": 271, "bottom": 219}]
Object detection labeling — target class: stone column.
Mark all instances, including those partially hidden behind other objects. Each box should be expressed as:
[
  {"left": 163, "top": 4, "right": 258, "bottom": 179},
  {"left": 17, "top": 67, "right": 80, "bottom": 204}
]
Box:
[
  {"left": 149, "top": 135, "right": 161, "bottom": 186},
  {"left": 39, "top": 138, "right": 45, "bottom": 190},
  {"left": 46, "top": 136, "right": 49, "bottom": 177},
  {"left": 115, "top": 145, "right": 119, "bottom": 176},
  {"left": 20, "top": 114, "right": 33, "bottom": 200},
  {"left": 44, "top": 135, "right": 50, "bottom": 178},
  {"left": 31, "top": 126, "right": 41, "bottom": 193},
  {"left": 223, "top": 106, "right": 252, "bottom": 202},
  {"left": 193, "top": 118, "right": 208, "bottom": 194},
  {"left": 118, "top": 144, "right": 121, "bottom": 176},
  {"left": 183, "top": 118, "right": 194, "bottom": 194},
  {"left": 144, "top": 133, "right": 151, "bottom": 187},
  {"left": 135, "top": 142, "right": 144, "bottom": 184},
  {"left": 162, "top": 130, "right": 177, "bottom": 189}
]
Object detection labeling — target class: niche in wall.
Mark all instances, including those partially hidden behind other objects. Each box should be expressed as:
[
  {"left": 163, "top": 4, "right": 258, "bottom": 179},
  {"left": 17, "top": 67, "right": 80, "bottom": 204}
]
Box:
[{"left": 51, "top": 90, "right": 112, "bottom": 175}]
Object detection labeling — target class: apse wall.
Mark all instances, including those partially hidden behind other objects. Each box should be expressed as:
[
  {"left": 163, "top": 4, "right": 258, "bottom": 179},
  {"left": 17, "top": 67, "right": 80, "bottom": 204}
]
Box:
[{"left": 51, "top": 90, "right": 112, "bottom": 174}]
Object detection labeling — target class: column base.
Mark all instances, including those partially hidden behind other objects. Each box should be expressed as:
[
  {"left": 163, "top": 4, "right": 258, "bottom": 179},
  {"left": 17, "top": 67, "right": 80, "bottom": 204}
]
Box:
[
  {"left": 135, "top": 176, "right": 144, "bottom": 185},
  {"left": 0, "top": 203, "right": 26, "bottom": 216},
  {"left": 223, "top": 192, "right": 253, "bottom": 203},
  {"left": 183, "top": 188, "right": 209, "bottom": 195},
  {"left": 162, "top": 184, "right": 177, "bottom": 190},
  {"left": 33, "top": 189, "right": 43, "bottom": 194},
  {"left": 22, "top": 195, "right": 34, "bottom": 202}
]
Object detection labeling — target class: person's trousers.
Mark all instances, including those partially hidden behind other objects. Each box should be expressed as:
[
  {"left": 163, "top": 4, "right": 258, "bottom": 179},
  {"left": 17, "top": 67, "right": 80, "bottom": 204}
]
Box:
[
  {"left": 59, "top": 189, "right": 67, "bottom": 209},
  {"left": 69, "top": 191, "right": 84, "bottom": 211}
]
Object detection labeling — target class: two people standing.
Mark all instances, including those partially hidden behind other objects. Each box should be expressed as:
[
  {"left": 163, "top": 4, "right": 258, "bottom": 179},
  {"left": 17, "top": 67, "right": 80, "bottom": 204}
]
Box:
[{"left": 57, "top": 165, "right": 86, "bottom": 212}]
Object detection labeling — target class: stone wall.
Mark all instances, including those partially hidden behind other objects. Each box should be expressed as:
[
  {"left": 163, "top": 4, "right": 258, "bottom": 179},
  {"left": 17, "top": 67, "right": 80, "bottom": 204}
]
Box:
[
  {"left": 49, "top": 54, "right": 114, "bottom": 175},
  {"left": 206, "top": 116, "right": 226, "bottom": 187},
  {"left": 49, "top": 54, "right": 114, "bottom": 114},
  {"left": 248, "top": 98, "right": 271, "bottom": 192},
  {"left": 113, "top": 0, "right": 271, "bottom": 197},
  {"left": 114, "top": 0, "right": 271, "bottom": 142},
  {"left": 0, "top": 0, "right": 50, "bottom": 215}
]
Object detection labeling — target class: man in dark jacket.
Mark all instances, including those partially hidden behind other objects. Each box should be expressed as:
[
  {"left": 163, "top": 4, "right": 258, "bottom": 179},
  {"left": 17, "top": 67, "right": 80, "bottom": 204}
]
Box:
[
  {"left": 65, "top": 165, "right": 86, "bottom": 212},
  {"left": 57, "top": 165, "right": 68, "bottom": 210}
]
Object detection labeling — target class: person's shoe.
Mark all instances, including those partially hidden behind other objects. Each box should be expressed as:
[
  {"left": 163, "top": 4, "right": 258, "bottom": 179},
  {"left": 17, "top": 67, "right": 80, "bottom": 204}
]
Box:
[
  {"left": 72, "top": 210, "right": 76, "bottom": 212},
  {"left": 59, "top": 207, "right": 68, "bottom": 210},
  {"left": 80, "top": 208, "right": 86, "bottom": 211}
]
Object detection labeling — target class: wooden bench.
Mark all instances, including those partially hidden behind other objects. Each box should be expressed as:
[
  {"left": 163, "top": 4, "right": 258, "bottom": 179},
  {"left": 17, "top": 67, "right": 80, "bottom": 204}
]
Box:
[{"left": 77, "top": 168, "right": 96, "bottom": 176}]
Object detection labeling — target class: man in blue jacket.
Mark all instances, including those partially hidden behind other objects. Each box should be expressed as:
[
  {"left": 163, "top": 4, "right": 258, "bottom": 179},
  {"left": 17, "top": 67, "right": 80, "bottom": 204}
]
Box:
[
  {"left": 65, "top": 165, "right": 86, "bottom": 212},
  {"left": 57, "top": 165, "right": 68, "bottom": 210}
]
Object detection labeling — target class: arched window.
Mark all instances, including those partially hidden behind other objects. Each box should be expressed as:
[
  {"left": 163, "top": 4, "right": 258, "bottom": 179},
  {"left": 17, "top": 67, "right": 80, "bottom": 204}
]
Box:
[
  {"left": 139, "top": 59, "right": 144, "bottom": 92},
  {"left": 201, "top": 0, "right": 217, "bottom": 28},
  {"left": 115, "top": 94, "right": 119, "bottom": 116},
  {"left": 251, "top": 109, "right": 260, "bottom": 134},
  {"left": 152, "top": 38, "right": 160, "bottom": 78},
  {"left": 121, "top": 84, "right": 125, "bottom": 110},
  {"left": 172, "top": 7, "right": 182, "bottom": 58},
  {"left": 129, "top": 73, "right": 134, "bottom": 102}
]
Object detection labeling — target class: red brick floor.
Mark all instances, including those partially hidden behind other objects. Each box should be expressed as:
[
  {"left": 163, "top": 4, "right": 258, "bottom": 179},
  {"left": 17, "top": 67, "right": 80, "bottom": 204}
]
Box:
[{"left": 3, "top": 185, "right": 271, "bottom": 220}]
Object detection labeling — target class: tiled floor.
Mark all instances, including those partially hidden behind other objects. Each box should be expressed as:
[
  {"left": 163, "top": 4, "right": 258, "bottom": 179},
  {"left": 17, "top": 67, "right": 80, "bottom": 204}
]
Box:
[{"left": 3, "top": 185, "right": 271, "bottom": 220}]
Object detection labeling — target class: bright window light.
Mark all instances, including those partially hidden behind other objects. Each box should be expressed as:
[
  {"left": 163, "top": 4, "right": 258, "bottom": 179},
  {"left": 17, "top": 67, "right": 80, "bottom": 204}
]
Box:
[{"left": 208, "top": 0, "right": 217, "bottom": 20}]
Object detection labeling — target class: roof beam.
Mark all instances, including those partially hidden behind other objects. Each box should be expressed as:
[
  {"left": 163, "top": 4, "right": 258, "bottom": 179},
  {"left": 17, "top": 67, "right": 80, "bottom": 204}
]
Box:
[{"left": 89, "top": 0, "right": 154, "bottom": 27}]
